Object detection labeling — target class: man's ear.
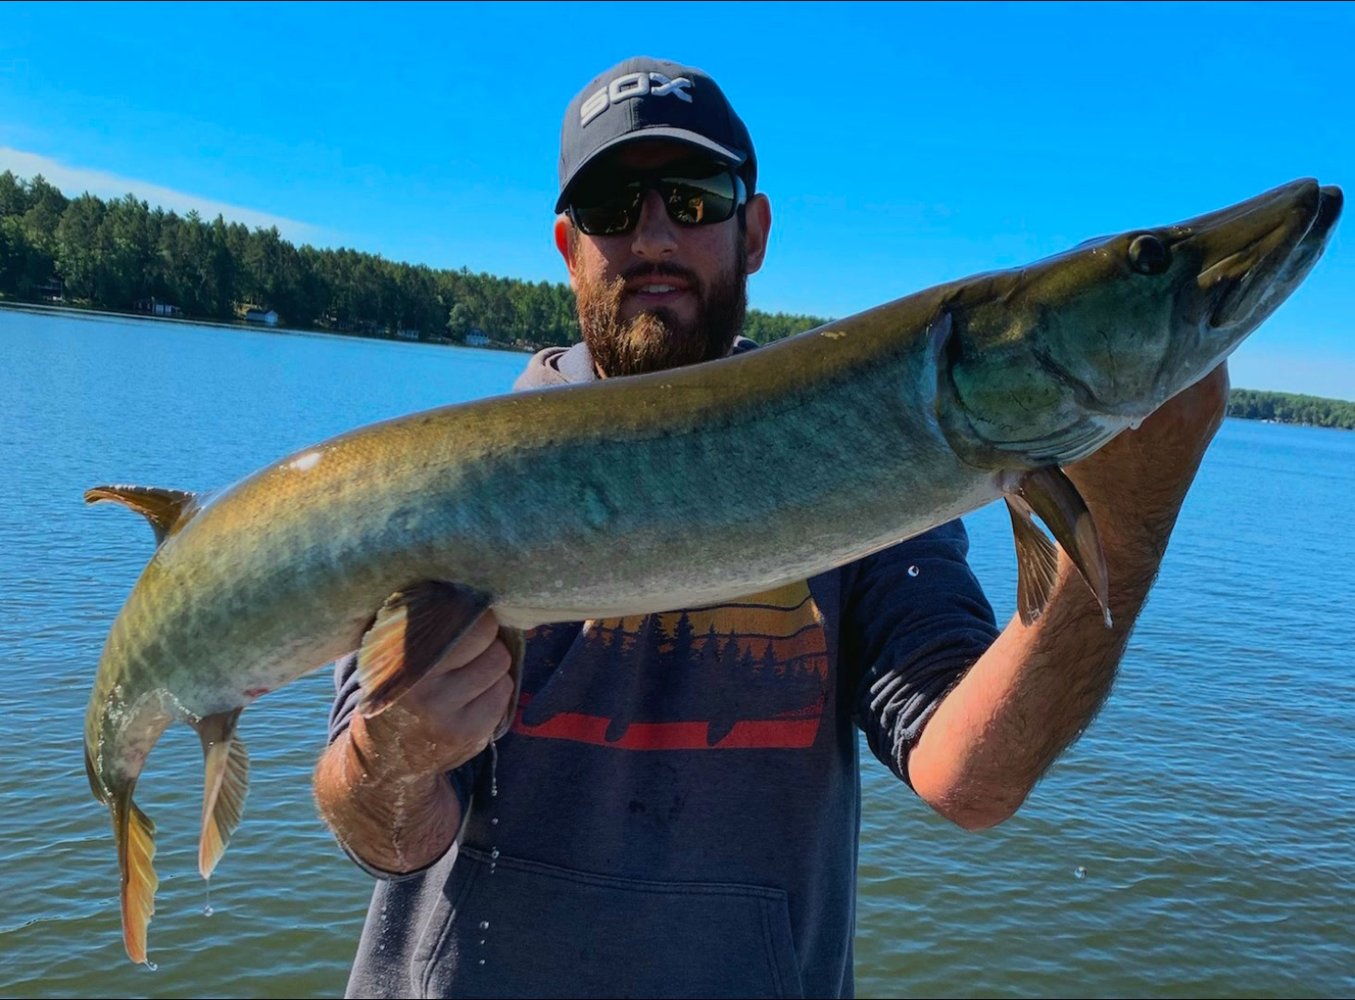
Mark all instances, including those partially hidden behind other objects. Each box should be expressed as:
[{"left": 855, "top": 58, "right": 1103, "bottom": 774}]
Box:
[
  {"left": 554, "top": 215, "right": 580, "bottom": 288},
  {"left": 743, "top": 193, "right": 772, "bottom": 275}
]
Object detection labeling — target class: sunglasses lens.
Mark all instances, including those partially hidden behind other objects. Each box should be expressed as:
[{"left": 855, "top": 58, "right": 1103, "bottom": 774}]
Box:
[
  {"left": 570, "top": 165, "right": 743, "bottom": 235},
  {"left": 570, "top": 183, "right": 642, "bottom": 236},
  {"left": 660, "top": 171, "right": 738, "bottom": 227}
]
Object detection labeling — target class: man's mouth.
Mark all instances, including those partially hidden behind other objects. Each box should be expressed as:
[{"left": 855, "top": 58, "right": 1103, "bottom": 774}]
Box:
[
  {"left": 623, "top": 267, "right": 697, "bottom": 303},
  {"left": 630, "top": 282, "right": 689, "bottom": 302},
  {"left": 627, "top": 279, "right": 690, "bottom": 293}
]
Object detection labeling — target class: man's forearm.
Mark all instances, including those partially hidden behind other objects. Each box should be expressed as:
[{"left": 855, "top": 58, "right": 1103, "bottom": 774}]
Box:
[
  {"left": 907, "top": 368, "right": 1227, "bottom": 829},
  {"left": 907, "top": 525, "right": 1163, "bottom": 830},
  {"left": 313, "top": 717, "right": 464, "bottom": 875}
]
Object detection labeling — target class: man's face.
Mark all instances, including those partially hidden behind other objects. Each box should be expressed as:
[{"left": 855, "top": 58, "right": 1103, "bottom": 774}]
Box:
[{"left": 555, "top": 142, "right": 770, "bottom": 377}]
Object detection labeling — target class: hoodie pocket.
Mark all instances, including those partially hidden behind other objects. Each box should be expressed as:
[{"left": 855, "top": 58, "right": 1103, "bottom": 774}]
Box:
[{"left": 411, "top": 847, "right": 804, "bottom": 999}]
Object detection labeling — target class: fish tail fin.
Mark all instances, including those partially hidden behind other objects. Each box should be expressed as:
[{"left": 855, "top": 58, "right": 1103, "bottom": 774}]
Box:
[
  {"left": 193, "top": 709, "right": 250, "bottom": 880},
  {"left": 112, "top": 784, "right": 158, "bottom": 966}
]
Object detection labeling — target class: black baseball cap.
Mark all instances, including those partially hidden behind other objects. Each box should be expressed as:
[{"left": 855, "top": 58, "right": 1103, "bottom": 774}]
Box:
[{"left": 555, "top": 56, "right": 757, "bottom": 214}]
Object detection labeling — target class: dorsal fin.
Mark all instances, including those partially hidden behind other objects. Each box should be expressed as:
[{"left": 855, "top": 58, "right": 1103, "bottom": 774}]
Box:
[{"left": 84, "top": 486, "right": 201, "bottom": 546}]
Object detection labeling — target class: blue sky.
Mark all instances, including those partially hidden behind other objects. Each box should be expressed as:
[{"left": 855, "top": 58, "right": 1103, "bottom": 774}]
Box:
[{"left": 2, "top": 1, "right": 1350, "bottom": 398}]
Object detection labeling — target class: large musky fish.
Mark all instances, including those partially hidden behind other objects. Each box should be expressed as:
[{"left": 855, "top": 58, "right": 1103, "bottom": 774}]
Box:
[{"left": 84, "top": 178, "right": 1341, "bottom": 964}]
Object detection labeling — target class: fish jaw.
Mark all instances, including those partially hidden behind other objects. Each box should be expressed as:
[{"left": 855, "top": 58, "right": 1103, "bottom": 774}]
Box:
[{"left": 1199, "top": 183, "right": 1342, "bottom": 337}]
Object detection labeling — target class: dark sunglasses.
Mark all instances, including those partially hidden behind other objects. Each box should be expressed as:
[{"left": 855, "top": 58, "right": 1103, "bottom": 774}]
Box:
[{"left": 567, "top": 162, "right": 747, "bottom": 237}]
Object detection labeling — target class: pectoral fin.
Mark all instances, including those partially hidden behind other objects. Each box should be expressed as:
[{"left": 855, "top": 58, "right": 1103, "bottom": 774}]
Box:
[
  {"left": 112, "top": 785, "right": 158, "bottom": 966},
  {"left": 1007, "top": 466, "right": 1113, "bottom": 628},
  {"left": 357, "top": 582, "right": 493, "bottom": 718},
  {"left": 1004, "top": 495, "right": 1061, "bottom": 626},
  {"left": 194, "top": 708, "right": 250, "bottom": 880}
]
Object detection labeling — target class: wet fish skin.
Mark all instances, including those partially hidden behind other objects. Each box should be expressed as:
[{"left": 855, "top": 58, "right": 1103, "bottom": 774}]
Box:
[{"left": 83, "top": 178, "right": 1341, "bottom": 964}]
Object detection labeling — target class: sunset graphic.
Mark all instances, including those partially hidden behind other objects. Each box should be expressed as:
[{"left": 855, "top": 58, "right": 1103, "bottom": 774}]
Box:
[{"left": 513, "top": 581, "right": 830, "bottom": 750}]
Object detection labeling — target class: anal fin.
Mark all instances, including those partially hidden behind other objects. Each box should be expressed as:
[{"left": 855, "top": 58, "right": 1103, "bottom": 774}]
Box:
[
  {"left": 357, "top": 582, "right": 493, "bottom": 718},
  {"left": 194, "top": 708, "right": 250, "bottom": 880}
]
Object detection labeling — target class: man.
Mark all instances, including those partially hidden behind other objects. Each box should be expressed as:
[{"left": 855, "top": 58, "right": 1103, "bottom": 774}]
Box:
[{"left": 315, "top": 56, "right": 1228, "bottom": 998}]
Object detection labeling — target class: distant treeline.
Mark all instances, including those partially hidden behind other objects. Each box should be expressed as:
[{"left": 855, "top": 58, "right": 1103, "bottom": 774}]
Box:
[
  {"left": 1227, "top": 388, "right": 1355, "bottom": 430},
  {"left": 0, "top": 171, "right": 823, "bottom": 348}
]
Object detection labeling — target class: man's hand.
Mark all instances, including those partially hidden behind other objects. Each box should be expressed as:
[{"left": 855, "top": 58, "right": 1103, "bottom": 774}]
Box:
[
  {"left": 314, "top": 610, "right": 515, "bottom": 873},
  {"left": 351, "top": 610, "right": 516, "bottom": 783},
  {"left": 1063, "top": 363, "right": 1230, "bottom": 569}
]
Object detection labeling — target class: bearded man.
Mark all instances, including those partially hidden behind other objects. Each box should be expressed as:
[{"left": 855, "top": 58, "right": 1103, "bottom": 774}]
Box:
[{"left": 315, "top": 56, "right": 1228, "bottom": 999}]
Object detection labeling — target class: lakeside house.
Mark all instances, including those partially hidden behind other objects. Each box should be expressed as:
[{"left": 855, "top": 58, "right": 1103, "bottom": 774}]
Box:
[
  {"left": 244, "top": 307, "right": 279, "bottom": 326},
  {"left": 465, "top": 329, "right": 490, "bottom": 347},
  {"left": 134, "top": 297, "right": 182, "bottom": 318}
]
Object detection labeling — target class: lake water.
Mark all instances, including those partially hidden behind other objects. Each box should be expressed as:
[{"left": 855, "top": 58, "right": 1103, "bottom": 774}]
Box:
[{"left": 0, "top": 308, "right": 1350, "bottom": 998}]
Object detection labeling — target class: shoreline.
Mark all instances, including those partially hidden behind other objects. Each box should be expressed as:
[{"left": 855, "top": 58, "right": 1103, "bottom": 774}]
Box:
[{"left": 0, "top": 298, "right": 534, "bottom": 354}]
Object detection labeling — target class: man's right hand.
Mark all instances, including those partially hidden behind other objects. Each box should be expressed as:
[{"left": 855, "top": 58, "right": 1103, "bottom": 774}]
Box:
[
  {"left": 353, "top": 610, "right": 516, "bottom": 782},
  {"left": 313, "top": 610, "right": 516, "bottom": 874}
]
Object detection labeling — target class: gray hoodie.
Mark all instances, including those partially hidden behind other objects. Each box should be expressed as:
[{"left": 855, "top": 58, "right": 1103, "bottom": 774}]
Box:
[{"left": 331, "top": 341, "right": 999, "bottom": 998}]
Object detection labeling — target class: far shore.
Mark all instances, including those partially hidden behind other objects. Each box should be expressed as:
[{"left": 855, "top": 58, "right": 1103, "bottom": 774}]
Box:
[{"left": 0, "top": 298, "right": 533, "bottom": 353}]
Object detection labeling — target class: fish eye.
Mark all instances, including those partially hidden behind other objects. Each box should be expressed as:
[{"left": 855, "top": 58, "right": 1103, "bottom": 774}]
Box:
[{"left": 1128, "top": 234, "right": 1171, "bottom": 275}]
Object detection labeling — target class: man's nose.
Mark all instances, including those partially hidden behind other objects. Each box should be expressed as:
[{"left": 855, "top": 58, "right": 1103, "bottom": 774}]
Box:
[{"left": 630, "top": 190, "right": 679, "bottom": 260}]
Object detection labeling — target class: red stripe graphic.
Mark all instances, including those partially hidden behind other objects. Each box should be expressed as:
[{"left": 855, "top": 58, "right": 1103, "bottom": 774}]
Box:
[{"left": 511, "top": 696, "right": 822, "bottom": 750}]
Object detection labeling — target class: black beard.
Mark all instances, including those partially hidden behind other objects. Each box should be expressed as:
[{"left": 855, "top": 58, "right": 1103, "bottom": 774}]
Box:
[{"left": 577, "top": 251, "right": 748, "bottom": 378}]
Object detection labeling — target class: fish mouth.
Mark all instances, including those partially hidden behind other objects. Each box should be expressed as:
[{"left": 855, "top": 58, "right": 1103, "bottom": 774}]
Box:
[{"left": 1201, "top": 182, "right": 1343, "bottom": 331}]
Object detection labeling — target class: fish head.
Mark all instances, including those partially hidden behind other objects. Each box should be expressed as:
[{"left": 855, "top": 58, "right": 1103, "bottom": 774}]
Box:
[{"left": 938, "top": 179, "right": 1342, "bottom": 467}]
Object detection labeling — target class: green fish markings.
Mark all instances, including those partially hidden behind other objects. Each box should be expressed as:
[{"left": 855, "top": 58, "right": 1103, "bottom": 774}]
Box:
[{"left": 84, "top": 178, "right": 1341, "bottom": 965}]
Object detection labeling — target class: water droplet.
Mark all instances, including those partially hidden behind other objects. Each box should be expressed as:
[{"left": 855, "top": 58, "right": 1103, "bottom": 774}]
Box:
[
  {"left": 143, "top": 960, "right": 158, "bottom": 972},
  {"left": 490, "top": 817, "right": 499, "bottom": 826},
  {"left": 203, "top": 904, "right": 214, "bottom": 917},
  {"left": 478, "top": 958, "right": 486, "bottom": 966},
  {"left": 490, "top": 848, "right": 500, "bottom": 860},
  {"left": 489, "top": 742, "right": 499, "bottom": 798},
  {"left": 479, "top": 938, "right": 486, "bottom": 946},
  {"left": 1074, "top": 866, "right": 1087, "bottom": 880},
  {"left": 907, "top": 565, "right": 920, "bottom": 577},
  {"left": 479, "top": 920, "right": 490, "bottom": 931}
]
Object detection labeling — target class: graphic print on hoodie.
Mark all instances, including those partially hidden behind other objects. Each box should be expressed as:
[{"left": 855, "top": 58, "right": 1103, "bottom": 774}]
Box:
[{"left": 513, "top": 580, "right": 829, "bottom": 750}]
